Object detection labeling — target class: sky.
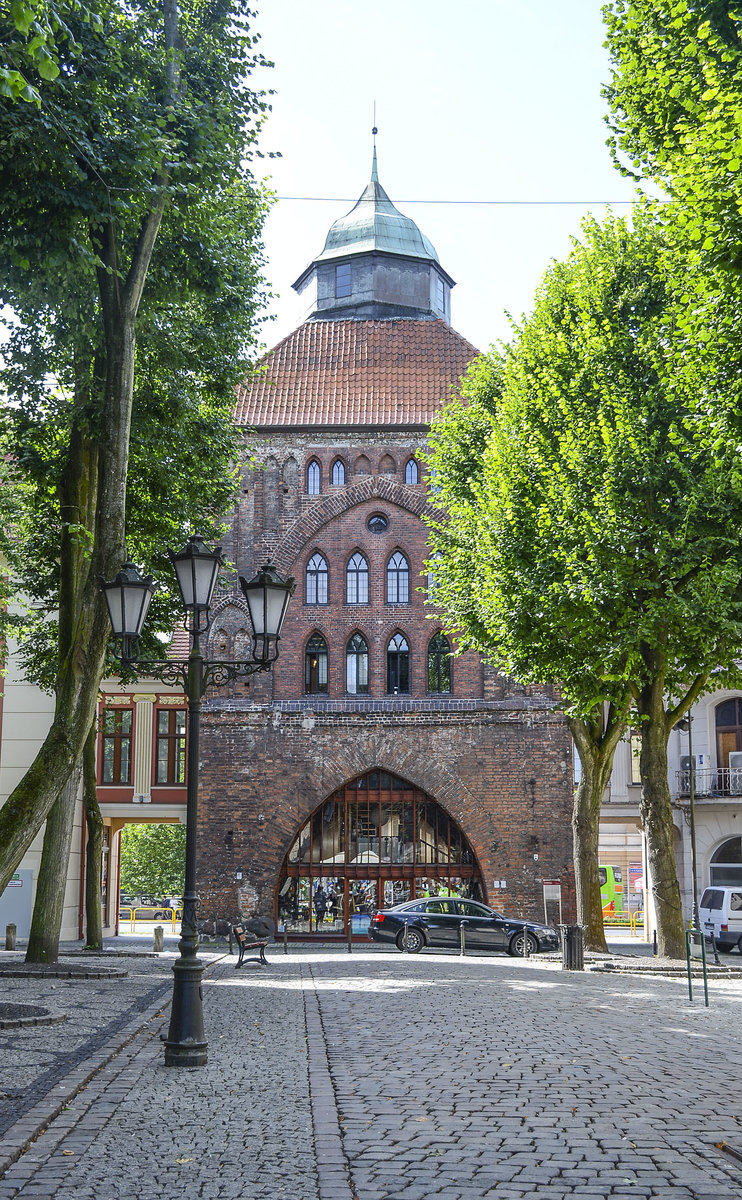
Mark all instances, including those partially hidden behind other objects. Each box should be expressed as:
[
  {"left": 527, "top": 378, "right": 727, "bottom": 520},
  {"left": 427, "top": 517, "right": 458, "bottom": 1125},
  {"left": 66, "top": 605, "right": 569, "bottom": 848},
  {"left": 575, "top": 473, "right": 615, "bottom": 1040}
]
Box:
[{"left": 249, "top": 0, "right": 649, "bottom": 355}]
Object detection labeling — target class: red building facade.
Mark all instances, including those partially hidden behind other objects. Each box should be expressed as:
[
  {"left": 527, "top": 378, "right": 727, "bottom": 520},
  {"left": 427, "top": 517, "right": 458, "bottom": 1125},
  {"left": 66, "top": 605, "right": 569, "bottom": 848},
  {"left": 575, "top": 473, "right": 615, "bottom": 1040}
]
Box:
[{"left": 195, "top": 157, "right": 576, "bottom": 936}]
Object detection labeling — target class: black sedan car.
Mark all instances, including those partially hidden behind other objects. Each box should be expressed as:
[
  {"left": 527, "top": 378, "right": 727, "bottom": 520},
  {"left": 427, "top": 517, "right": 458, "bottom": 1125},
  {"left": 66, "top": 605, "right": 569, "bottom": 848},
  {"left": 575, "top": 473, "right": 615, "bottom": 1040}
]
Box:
[{"left": 369, "top": 897, "right": 559, "bottom": 956}]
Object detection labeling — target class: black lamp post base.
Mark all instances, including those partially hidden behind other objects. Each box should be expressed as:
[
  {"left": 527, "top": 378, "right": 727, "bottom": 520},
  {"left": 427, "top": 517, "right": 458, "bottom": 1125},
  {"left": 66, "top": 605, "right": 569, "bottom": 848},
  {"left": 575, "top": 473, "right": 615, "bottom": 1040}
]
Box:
[
  {"left": 163, "top": 1040, "right": 208, "bottom": 1068},
  {"left": 163, "top": 954, "right": 207, "bottom": 1067}
]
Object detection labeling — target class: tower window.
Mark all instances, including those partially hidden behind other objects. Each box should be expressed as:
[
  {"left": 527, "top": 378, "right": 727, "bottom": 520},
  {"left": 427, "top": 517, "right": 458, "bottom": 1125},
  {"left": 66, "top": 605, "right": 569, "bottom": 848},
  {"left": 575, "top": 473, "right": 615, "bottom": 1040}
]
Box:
[
  {"left": 405, "top": 458, "right": 419, "bottom": 485},
  {"left": 307, "top": 459, "right": 321, "bottom": 495},
  {"left": 427, "top": 633, "right": 451, "bottom": 694},
  {"left": 306, "top": 554, "right": 329, "bottom": 605},
  {"left": 346, "top": 633, "right": 369, "bottom": 694},
  {"left": 436, "top": 275, "right": 445, "bottom": 311},
  {"left": 346, "top": 553, "right": 369, "bottom": 604},
  {"left": 387, "top": 633, "right": 410, "bottom": 694},
  {"left": 336, "top": 262, "right": 352, "bottom": 298},
  {"left": 387, "top": 552, "right": 410, "bottom": 604},
  {"left": 305, "top": 633, "right": 329, "bottom": 694}
]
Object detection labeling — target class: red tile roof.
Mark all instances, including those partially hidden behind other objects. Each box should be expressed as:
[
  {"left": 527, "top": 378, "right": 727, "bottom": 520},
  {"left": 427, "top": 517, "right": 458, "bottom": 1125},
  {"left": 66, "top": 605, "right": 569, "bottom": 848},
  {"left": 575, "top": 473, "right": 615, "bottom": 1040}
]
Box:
[{"left": 235, "top": 319, "right": 479, "bottom": 428}]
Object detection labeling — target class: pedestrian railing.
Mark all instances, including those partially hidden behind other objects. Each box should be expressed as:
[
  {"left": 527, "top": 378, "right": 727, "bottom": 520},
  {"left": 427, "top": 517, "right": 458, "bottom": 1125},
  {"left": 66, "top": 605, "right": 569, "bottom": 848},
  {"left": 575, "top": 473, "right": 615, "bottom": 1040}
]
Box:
[{"left": 118, "top": 906, "right": 181, "bottom": 932}]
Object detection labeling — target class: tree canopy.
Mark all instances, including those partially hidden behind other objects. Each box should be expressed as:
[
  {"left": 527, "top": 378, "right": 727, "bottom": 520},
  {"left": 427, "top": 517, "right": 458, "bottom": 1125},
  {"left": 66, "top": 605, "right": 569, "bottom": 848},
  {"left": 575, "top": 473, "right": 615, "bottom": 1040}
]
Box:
[
  {"left": 119, "top": 822, "right": 186, "bottom": 899},
  {"left": 425, "top": 212, "right": 742, "bottom": 955},
  {"left": 0, "top": 0, "right": 273, "bottom": 959}
]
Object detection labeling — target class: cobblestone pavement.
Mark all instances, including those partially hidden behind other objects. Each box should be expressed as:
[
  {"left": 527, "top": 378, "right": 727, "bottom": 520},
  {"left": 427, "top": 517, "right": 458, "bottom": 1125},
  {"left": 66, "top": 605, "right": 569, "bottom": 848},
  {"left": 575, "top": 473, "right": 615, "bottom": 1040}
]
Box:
[{"left": 0, "top": 945, "right": 740, "bottom": 1199}]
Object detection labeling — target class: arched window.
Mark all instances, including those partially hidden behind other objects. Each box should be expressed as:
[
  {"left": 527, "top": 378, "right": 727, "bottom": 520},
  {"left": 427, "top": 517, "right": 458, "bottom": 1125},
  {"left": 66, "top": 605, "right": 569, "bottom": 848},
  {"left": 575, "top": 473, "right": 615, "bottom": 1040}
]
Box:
[
  {"left": 354, "top": 454, "right": 371, "bottom": 476},
  {"left": 305, "top": 633, "right": 328, "bottom": 695},
  {"left": 331, "top": 459, "right": 346, "bottom": 486},
  {"left": 283, "top": 458, "right": 298, "bottom": 488},
  {"left": 307, "top": 459, "right": 321, "bottom": 495},
  {"left": 346, "top": 634, "right": 369, "bottom": 694},
  {"left": 380, "top": 454, "right": 396, "bottom": 476},
  {"left": 346, "top": 553, "right": 369, "bottom": 604},
  {"left": 387, "top": 552, "right": 410, "bottom": 604},
  {"left": 710, "top": 836, "right": 742, "bottom": 886},
  {"left": 716, "top": 697, "right": 742, "bottom": 769},
  {"left": 428, "top": 633, "right": 451, "bottom": 694},
  {"left": 405, "top": 458, "right": 419, "bottom": 485},
  {"left": 387, "top": 633, "right": 409, "bottom": 694},
  {"left": 306, "top": 554, "right": 328, "bottom": 605}
]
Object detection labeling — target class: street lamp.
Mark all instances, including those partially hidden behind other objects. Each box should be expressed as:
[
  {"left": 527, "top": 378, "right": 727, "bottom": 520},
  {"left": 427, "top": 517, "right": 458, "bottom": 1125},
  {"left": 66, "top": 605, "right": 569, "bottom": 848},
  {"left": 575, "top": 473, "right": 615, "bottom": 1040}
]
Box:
[
  {"left": 675, "top": 714, "right": 700, "bottom": 945},
  {"left": 101, "top": 536, "right": 295, "bottom": 1067}
]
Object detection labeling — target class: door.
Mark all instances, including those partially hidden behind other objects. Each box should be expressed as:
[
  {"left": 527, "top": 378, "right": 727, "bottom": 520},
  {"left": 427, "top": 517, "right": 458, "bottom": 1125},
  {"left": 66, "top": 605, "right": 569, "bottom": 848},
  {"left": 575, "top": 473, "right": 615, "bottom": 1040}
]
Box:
[
  {"left": 423, "top": 898, "right": 460, "bottom": 946},
  {"left": 455, "top": 900, "right": 509, "bottom": 951}
]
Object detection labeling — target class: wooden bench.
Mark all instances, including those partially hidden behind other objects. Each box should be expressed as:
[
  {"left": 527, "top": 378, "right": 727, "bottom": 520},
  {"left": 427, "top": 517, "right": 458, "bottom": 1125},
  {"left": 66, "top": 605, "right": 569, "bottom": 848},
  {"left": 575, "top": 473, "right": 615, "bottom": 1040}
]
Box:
[{"left": 233, "top": 924, "right": 269, "bottom": 968}]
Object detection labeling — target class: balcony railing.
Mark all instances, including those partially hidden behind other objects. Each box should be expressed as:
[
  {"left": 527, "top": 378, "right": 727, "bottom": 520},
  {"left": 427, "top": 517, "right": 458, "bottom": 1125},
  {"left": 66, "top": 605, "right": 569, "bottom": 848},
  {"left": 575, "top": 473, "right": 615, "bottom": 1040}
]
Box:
[{"left": 674, "top": 766, "right": 742, "bottom": 798}]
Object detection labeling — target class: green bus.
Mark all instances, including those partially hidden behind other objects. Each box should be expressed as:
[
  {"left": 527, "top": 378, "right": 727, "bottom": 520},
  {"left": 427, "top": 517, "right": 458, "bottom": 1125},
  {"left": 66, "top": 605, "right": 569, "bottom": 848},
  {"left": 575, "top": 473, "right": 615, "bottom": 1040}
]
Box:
[{"left": 599, "top": 864, "right": 624, "bottom": 913}]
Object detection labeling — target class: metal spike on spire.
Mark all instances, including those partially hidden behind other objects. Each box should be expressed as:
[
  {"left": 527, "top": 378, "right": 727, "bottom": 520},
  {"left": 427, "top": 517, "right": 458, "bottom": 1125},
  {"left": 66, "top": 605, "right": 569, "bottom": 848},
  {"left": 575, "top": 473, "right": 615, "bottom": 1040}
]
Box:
[{"left": 371, "top": 101, "right": 379, "bottom": 182}]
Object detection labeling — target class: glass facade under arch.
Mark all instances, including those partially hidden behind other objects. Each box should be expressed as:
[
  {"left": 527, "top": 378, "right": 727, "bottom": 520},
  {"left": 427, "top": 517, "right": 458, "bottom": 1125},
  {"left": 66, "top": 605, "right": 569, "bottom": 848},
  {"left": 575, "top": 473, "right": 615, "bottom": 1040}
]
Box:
[{"left": 276, "top": 770, "right": 484, "bottom": 936}]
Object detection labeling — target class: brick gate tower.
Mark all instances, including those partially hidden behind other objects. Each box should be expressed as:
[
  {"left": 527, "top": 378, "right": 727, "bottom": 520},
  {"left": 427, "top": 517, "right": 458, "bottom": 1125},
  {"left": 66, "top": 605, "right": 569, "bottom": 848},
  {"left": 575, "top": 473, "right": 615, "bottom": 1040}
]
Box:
[{"left": 196, "top": 152, "right": 576, "bottom": 936}]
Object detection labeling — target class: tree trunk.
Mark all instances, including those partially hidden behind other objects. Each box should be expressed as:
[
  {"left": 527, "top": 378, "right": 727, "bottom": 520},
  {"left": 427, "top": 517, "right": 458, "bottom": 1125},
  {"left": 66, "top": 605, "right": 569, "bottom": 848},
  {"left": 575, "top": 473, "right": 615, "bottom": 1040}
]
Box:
[
  {"left": 568, "top": 704, "right": 629, "bottom": 953},
  {"left": 0, "top": 320, "right": 144, "bottom": 894},
  {"left": 25, "top": 766, "right": 81, "bottom": 964},
  {"left": 83, "top": 721, "right": 104, "bottom": 950},
  {"left": 637, "top": 667, "right": 686, "bottom": 959}
]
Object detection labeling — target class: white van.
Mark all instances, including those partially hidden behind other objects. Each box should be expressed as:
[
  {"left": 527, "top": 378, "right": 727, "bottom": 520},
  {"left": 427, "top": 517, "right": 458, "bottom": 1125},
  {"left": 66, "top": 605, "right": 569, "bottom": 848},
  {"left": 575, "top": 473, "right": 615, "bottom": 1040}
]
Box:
[{"left": 698, "top": 887, "right": 742, "bottom": 953}]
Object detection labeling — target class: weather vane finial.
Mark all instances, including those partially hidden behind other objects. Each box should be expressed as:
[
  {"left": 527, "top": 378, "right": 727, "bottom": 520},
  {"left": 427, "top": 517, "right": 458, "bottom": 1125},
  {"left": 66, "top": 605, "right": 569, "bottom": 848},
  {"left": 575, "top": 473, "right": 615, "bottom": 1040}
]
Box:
[{"left": 372, "top": 99, "right": 377, "bottom": 145}]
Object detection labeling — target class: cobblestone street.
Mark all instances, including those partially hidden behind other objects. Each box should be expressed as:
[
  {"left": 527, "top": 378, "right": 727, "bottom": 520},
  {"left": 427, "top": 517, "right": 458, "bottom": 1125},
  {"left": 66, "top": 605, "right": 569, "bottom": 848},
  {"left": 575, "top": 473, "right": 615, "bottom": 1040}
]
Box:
[{"left": 0, "top": 946, "right": 740, "bottom": 1199}]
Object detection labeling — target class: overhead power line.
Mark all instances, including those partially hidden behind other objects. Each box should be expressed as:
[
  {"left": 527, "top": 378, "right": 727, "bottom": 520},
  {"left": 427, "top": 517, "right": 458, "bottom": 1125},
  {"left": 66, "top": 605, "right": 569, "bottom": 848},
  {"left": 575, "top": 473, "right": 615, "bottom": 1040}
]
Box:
[{"left": 276, "top": 196, "right": 667, "bottom": 206}]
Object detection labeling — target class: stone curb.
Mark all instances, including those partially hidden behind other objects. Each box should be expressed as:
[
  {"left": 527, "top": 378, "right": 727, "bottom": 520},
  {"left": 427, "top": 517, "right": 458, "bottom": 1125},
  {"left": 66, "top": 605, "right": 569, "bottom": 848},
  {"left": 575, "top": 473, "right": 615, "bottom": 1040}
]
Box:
[
  {"left": 0, "top": 1014, "right": 67, "bottom": 1031},
  {"left": 0, "top": 953, "right": 227, "bottom": 1180},
  {"left": 303, "top": 963, "right": 355, "bottom": 1200}
]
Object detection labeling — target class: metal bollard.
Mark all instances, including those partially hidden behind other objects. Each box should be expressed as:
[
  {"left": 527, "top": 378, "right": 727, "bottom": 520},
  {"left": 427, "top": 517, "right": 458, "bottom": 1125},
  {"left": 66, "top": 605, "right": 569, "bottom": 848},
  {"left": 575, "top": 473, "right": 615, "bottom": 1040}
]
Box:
[
  {"left": 347, "top": 919, "right": 353, "bottom": 954},
  {"left": 404, "top": 918, "right": 409, "bottom": 952},
  {"left": 652, "top": 929, "right": 658, "bottom": 957},
  {"left": 685, "top": 931, "right": 694, "bottom": 1002},
  {"left": 283, "top": 925, "right": 288, "bottom": 955},
  {"left": 5, "top": 923, "right": 16, "bottom": 951},
  {"left": 459, "top": 921, "right": 466, "bottom": 957}
]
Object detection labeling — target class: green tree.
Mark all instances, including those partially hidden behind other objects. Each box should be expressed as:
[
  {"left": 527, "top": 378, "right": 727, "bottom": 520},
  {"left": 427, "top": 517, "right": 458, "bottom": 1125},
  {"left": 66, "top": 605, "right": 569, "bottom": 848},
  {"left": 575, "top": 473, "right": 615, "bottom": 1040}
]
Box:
[
  {"left": 426, "top": 215, "right": 742, "bottom": 958},
  {"left": 604, "top": 0, "right": 742, "bottom": 270},
  {"left": 119, "top": 822, "right": 186, "bottom": 899},
  {"left": 0, "top": 0, "right": 271, "bottom": 961}
]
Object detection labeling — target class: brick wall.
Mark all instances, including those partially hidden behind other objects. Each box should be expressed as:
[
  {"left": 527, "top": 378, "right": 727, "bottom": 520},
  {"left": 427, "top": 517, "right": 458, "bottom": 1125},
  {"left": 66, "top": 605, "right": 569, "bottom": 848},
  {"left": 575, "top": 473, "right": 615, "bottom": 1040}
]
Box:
[{"left": 196, "top": 702, "right": 575, "bottom": 925}]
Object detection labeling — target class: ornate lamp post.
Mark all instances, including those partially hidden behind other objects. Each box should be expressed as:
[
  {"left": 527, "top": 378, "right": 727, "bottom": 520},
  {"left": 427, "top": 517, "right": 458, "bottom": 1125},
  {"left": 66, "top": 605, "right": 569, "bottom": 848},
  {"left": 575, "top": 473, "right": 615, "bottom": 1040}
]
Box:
[{"left": 101, "top": 536, "right": 294, "bottom": 1067}]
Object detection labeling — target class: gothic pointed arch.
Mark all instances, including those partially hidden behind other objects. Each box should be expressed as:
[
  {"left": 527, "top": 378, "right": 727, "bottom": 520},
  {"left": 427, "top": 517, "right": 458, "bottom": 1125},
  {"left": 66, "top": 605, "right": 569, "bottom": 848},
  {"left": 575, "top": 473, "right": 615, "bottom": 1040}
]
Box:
[
  {"left": 276, "top": 769, "right": 486, "bottom": 934},
  {"left": 272, "top": 477, "right": 438, "bottom": 574}
]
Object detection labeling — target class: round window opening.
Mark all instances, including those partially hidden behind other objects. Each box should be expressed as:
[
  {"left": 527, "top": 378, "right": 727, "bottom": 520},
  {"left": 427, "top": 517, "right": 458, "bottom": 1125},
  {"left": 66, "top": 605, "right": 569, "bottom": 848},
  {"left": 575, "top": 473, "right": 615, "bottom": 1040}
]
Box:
[{"left": 367, "top": 513, "right": 388, "bottom": 534}]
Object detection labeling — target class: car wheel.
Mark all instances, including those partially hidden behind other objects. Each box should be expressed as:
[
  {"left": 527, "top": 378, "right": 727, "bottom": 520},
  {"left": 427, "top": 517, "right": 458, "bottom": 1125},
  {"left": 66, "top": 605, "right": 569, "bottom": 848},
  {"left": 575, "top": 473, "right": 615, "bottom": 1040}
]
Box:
[
  {"left": 396, "top": 926, "right": 425, "bottom": 954},
  {"left": 508, "top": 931, "right": 538, "bottom": 957},
  {"left": 716, "top": 943, "right": 733, "bottom": 953}
]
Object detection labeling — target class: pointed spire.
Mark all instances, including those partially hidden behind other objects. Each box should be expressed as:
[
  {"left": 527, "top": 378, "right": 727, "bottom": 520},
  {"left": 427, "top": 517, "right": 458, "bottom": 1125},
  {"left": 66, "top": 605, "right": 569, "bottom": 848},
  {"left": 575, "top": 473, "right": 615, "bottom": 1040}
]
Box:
[{"left": 371, "top": 145, "right": 379, "bottom": 184}]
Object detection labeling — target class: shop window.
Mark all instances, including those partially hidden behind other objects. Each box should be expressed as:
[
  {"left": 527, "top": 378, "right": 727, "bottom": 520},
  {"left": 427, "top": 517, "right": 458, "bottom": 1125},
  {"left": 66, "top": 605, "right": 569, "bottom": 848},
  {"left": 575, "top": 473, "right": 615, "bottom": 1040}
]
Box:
[
  {"left": 306, "top": 553, "right": 328, "bottom": 605},
  {"left": 387, "top": 552, "right": 409, "bottom": 603},
  {"left": 346, "top": 634, "right": 369, "bottom": 694},
  {"left": 307, "top": 459, "right": 321, "bottom": 495},
  {"left": 428, "top": 632, "right": 451, "bottom": 694},
  {"left": 331, "top": 459, "right": 346, "bottom": 486},
  {"left": 156, "top": 709, "right": 186, "bottom": 784},
  {"left": 101, "top": 708, "right": 133, "bottom": 784},
  {"left": 305, "top": 633, "right": 328, "bottom": 694},
  {"left": 346, "top": 553, "right": 369, "bottom": 604},
  {"left": 387, "top": 633, "right": 409, "bottom": 694},
  {"left": 405, "top": 458, "right": 419, "bottom": 485}
]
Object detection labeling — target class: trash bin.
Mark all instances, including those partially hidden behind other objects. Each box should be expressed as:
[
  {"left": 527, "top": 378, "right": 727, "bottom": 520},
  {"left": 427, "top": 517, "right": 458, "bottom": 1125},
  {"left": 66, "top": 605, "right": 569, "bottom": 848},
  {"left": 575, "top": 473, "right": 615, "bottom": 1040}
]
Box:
[{"left": 560, "top": 924, "right": 584, "bottom": 971}]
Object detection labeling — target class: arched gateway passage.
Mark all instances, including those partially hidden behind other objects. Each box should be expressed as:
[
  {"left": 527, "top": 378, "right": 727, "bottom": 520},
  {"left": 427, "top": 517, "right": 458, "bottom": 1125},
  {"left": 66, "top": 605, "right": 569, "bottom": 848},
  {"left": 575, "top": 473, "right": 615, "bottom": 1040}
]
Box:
[{"left": 276, "top": 770, "right": 485, "bottom": 937}]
